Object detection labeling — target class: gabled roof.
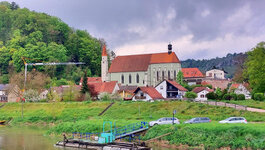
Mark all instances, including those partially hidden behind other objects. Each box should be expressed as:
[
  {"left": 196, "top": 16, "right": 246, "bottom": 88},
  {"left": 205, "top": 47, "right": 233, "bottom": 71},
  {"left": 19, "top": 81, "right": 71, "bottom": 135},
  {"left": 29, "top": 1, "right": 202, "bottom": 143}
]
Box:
[
  {"left": 109, "top": 52, "right": 180, "bottom": 73},
  {"left": 118, "top": 85, "right": 138, "bottom": 93},
  {"left": 192, "top": 87, "right": 213, "bottom": 93},
  {"left": 230, "top": 83, "right": 240, "bottom": 89},
  {"left": 87, "top": 81, "right": 118, "bottom": 95},
  {"left": 134, "top": 87, "right": 164, "bottom": 99},
  {"left": 182, "top": 68, "right": 204, "bottom": 78},
  {"left": 166, "top": 80, "right": 188, "bottom": 91}
]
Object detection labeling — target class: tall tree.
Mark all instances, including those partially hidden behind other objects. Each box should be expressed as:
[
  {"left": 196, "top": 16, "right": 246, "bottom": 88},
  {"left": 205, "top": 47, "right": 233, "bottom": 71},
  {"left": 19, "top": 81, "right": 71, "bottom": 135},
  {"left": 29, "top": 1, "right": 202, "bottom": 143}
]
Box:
[
  {"left": 80, "top": 71, "right": 89, "bottom": 94},
  {"left": 244, "top": 42, "right": 265, "bottom": 93},
  {"left": 176, "top": 71, "right": 184, "bottom": 85}
]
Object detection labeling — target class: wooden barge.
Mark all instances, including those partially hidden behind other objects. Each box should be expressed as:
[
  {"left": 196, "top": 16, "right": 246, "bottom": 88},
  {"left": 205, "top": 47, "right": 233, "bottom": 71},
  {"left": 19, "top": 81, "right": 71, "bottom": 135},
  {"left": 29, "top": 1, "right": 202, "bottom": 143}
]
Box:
[{"left": 55, "top": 140, "right": 150, "bottom": 150}]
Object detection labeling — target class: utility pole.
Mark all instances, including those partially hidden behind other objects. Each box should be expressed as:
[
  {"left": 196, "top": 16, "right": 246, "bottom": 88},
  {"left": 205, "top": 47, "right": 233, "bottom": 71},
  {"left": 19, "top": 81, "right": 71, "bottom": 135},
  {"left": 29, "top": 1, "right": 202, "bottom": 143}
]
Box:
[{"left": 21, "top": 57, "right": 85, "bottom": 119}]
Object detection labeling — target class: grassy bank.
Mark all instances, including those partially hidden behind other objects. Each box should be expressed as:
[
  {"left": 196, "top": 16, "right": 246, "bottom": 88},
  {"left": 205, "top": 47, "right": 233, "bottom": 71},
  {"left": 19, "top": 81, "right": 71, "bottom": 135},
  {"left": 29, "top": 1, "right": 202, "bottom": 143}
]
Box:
[
  {"left": 222, "top": 100, "right": 265, "bottom": 110},
  {"left": 1, "top": 101, "right": 264, "bottom": 149},
  {"left": 143, "top": 123, "right": 265, "bottom": 149}
]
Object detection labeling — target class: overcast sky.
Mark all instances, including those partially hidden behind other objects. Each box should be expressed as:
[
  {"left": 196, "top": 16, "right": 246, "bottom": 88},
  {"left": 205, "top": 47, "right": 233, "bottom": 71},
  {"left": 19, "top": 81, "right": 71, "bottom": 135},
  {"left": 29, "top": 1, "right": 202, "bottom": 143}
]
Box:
[{"left": 5, "top": 0, "right": 265, "bottom": 60}]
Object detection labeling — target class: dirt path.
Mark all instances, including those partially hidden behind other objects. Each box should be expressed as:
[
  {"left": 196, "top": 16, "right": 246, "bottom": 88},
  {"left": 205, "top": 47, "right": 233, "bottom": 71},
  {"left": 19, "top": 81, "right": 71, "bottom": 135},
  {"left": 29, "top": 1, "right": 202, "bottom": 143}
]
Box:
[
  {"left": 0, "top": 103, "right": 5, "bottom": 109},
  {"left": 199, "top": 101, "right": 265, "bottom": 113}
]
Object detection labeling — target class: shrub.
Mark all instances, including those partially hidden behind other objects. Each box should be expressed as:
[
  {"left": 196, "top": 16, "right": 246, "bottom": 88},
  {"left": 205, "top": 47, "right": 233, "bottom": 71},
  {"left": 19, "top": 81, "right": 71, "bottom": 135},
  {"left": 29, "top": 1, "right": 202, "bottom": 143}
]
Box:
[
  {"left": 230, "top": 93, "right": 237, "bottom": 100},
  {"left": 254, "top": 93, "right": 265, "bottom": 101},
  {"left": 223, "top": 93, "right": 231, "bottom": 100},
  {"left": 185, "top": 92, "right": 197, "bottom": 99},
  {"left": 206, "top": 92, "right": 217, "bottom": 100},
  {"left": 98, "top": 92, "right": 111, "bottom": 101},
  {"left": 237, "top": 94, "right": 245, "bottom": 100}
]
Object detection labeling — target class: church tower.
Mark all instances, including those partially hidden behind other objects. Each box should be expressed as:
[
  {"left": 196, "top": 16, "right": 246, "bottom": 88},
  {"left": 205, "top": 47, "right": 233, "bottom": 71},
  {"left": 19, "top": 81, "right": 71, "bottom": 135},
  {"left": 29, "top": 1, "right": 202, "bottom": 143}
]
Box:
[{"left": 101, "top": 44, "right": 108, "bottom": 82}]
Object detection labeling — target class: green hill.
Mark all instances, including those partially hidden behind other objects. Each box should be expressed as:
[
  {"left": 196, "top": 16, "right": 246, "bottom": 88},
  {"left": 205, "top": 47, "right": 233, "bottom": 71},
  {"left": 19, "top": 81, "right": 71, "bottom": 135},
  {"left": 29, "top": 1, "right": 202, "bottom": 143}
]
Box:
[
  {"left": 181, "top": 53, "right": 247, "bottom": 78},
  {"left": 0, "top": 1, "right": 104, "bottom": 84}
]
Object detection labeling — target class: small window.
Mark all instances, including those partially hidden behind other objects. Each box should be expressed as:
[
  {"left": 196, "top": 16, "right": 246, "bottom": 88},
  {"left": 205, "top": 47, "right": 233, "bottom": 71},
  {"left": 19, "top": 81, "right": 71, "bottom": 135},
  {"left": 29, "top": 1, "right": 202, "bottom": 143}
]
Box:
[
  {"left": 162, "top": 71, "right": 164, "bottom": 80},
  {"left": 174, "top": 70, "right": 176, "bottom": 80},
  {"left": 157, "top": 71, "right": 160, "bottom": 81},
  {"left": 121, "top": 75, "right": 124, "bottom": 84},
  {"left": 168, "top": 71, "right": 170, "bottom": 79},
  {"left": 160, "top": 86, "right": 163, "bottom": 90},
  {"left": 129, "top": 74, "right": 132, "bottom": 84},
  {"left": 140, "top": 92, "right": 144, "bottom": 97}
]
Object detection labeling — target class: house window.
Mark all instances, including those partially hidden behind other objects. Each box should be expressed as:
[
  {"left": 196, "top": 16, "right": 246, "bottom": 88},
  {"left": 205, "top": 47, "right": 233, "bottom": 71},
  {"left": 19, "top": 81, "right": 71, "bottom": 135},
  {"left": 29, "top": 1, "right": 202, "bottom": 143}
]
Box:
[
  {"left": 174, "top": 70, "right": 176, "bottom": 80},
  {"left": 168, "top": 71, "right": 170, "bottom": 80},
  {"left": 200, "top": 95, "right": 204, "bottom": 98},
  {"left": 121, "top": 74, "right": 124, "bottom": 84},
  {"left": 140, "top": 92, "right": 144, "bottom": 97},
  {"left": 136, "top": 74, "right": 139, "bottom": 83},
  {"left": 160, "top": 86, "right": 163, "bottom": 90},
  {"left": 162, "top": 71, "right": 165, "bottom": 80},
  {"left": 157, "top": 71, "right": 159, "bottom": 81},
  {"left": 129, "top": 74, "right": 132, "bottom": 84}
]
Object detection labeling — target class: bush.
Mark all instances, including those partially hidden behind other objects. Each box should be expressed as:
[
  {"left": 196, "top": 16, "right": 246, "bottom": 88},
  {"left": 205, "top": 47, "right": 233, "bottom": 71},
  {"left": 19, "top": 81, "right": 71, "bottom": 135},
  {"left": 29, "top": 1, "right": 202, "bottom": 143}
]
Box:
[
  {"left": 185, "top": 92, "right": 197, "bottom": 99},
  {"left": 206, "top": 92, "right": 217, "bottom": 100},
  {"left": 254, "top": 93, "right": 265, "bottom": 101},
  {"left": 223, "top": 93, "right": 231, "bottom": 100},
  {"left": 237, "top": 94, "right": 245, "bottom": 100},
  {"left": 230, "top": 93, "right": 237, "bottom": 100}
]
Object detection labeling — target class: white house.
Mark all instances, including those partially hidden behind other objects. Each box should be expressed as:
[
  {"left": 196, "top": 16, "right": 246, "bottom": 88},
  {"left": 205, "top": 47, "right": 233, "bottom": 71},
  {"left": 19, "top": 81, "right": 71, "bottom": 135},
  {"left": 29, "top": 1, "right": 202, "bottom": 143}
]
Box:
[
  {"left": 0, "top": 84, "right": 8, "bottom": 102},
  {"left": 192, "top": 87, "right": 213, "bottom": 101},
  {"left": 132, "top": 87, "right": 164, "bottom": 102},
  {"left": 230, "top": 83, "right": 251, "bottom": 99},
  {"left": 206, "top": 69, "right": 225, "bottom": 79},
  {"left": 155, "top": 80, "right": 187, "bottom": 99}
]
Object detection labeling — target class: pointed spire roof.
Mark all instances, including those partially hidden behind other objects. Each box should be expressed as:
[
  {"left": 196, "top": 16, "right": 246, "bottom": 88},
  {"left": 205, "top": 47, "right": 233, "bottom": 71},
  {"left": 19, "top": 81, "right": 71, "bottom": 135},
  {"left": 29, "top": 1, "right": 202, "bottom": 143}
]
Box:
[{"left": 102, "top": 44, "right": 107, "bottom": 56}]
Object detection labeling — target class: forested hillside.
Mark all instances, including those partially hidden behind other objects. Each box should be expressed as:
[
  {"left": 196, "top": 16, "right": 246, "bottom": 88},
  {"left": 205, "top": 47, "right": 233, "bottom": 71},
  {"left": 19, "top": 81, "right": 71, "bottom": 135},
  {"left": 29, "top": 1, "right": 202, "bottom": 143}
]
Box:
[
  {"left": 0, "top": 2, "right": 104, "bottom": 84},
  {"left": 181, "top": 53, "right": 247, "bottom": 78}
]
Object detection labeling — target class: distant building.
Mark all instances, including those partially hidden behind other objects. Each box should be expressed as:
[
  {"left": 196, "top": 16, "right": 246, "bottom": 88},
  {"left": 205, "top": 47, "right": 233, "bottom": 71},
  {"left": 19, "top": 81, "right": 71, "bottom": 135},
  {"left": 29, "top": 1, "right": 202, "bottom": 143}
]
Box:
[
  {"left": 0, "top": 84, "right": 8, "bottom": 102},
  {"left": 106, "top": 44, "right": 182, "bottom": 87},
  {"left": 229, "top": 83, "right": 251, "bottom": 99},
  {"left": 202, "top": 79, "right": 231, "bottom": 90},
  {"left": 192, "top": 87, "right": 214, "bottom": 101},
  {"left": 206, "top": 69, "right": 225, "bottom": 79},
  {"left": 87, "top": 81, "right": 120, "bottom": 98},
  {"left": 118, "top": 85, "right": 137, "bottom": 100},
  {"left": 132, "top": 87, "right": 164, "bottom": 102},
  {"left": 155, "top": 80, "right": 187, "bottom": 99},
  {"left": 182, "top": 68, "right": 204, "bottom": 85}
]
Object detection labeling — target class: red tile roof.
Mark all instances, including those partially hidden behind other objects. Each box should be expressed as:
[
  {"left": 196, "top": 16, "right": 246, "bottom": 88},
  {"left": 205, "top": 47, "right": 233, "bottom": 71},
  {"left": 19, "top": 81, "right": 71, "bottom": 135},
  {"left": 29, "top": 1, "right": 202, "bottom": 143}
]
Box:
[
  {"left": 182, "top": 68, "right": 204, "bottom": 78},
  {"left": 102, "top": 44, "right": 107, "bottom": 56},
  {"left": 141, "top": 87, "right": 164, "bottom": 99},
  {"left": 230, "top": 83, "right": 240, "bottom": 89},
  {"left": 80, "top": 77, "right": 102, "bottom": 85},
  {"left": 202, "top": 79, "right": 231, "bottom": 90},
  {"left": 87, "top": 81, "right": 118, "bottom": 96},
  {"left": 134, "top": 87, "right": 164, "bottom": 100},
  {"left": 109, "top": 52, "right": 180, "bottom": 73},
  {"left": 166, "top": 80, "right": 188, "bottom": 91},
  {"left": 192, "top": 87, "right": 213, "bottom": 93}
]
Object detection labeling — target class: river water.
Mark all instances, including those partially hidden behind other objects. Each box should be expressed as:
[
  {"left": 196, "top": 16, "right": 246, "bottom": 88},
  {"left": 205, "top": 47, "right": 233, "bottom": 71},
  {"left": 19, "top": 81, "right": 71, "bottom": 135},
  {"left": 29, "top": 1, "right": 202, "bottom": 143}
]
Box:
[{"left": 0, "top": 126, "right": 172, "bottom": 150}]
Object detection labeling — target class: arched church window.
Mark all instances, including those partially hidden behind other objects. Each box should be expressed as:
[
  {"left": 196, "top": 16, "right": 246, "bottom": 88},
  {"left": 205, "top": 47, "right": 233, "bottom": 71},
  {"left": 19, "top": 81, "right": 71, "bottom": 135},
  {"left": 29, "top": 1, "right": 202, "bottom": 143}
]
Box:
[
  {"left": 168, "top": 70, "right": 170, "bottom": 80},
  {"left": 129, "top": 74, "right": 132, "bottom": 84},
  {"left": 121, "top": 74, "right": 124, "bottom": 84},
  {"left": 157, "top": 71, "right": 159, "bottom": 81},
  {"left": 136, "top": 74, "right": 139, "bottom": 83},
  {"left": 162, "top": 71, "right": 164, "bottom": 80}
]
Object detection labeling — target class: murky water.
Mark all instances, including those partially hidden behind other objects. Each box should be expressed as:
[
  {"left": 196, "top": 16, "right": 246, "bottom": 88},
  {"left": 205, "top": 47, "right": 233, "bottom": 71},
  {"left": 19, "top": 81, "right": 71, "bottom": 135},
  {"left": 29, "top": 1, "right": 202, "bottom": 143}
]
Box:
[
  {"left": 0, "top": 126, "right": 173, "bottom": 150},
  {"left": 0, "top": 126, "right": 64, "bottom": 150}
]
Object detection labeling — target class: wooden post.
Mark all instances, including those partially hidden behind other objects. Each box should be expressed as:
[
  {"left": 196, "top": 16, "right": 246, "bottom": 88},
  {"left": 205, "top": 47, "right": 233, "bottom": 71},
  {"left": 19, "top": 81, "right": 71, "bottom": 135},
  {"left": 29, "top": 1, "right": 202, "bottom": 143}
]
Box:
[
  {"left": 225, "top": 103, "right": 226, "bottom": 107},
  {"left": 235, "top": 104, "right": 236, "bottom": 109},
  {"left": 215, "top": 101, "right": 217, "bottom": 106},
  {"left": 245, "top": 106, "right": 247, "bottom": 111}
]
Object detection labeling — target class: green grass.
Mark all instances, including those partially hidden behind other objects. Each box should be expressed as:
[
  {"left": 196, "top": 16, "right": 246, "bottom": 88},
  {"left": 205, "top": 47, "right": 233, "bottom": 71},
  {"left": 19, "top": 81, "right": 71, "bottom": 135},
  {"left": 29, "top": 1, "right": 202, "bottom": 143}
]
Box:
[
  {"left": 144, "top": 123, "right": 265, "bottom": 149},
  {"left": 222, "top": 100, "right": 265, "bottom": 110},
  {"left": 1, "top": 101, "right": 264, "bottom": 149}
]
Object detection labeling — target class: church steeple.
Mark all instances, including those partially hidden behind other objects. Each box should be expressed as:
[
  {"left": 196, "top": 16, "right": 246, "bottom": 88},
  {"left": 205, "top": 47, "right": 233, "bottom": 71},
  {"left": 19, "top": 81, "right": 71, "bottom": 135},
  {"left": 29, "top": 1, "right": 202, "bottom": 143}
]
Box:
[{"left": 101, "top": 44, "right": 108, "bottom": 82}]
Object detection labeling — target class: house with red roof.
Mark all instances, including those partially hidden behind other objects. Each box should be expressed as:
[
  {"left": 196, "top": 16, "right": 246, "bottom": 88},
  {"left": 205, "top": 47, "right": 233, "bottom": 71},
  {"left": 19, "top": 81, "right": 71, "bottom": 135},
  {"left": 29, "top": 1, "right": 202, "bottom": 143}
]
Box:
[
  {"left": 229, "top": 83, "right": 251, "bottom": 99},
  {"left": 201, "top": 79, "right": 231, "bottom": 90},
  {"left": 107, "top": 44, "right": 182, "bottom": 87},
  {"left": 155, "top": 80, "right": 187, "bottom": 99},
  {"left": 182, "top": 68, "right": 204, "bottom": 85},
  {"left": 132, "top": 86, "right": 164, "bottom": 102},
  {"left": 192, "top": 87, "right": 214, "bottom": 101},
  {"left": 87, "top": 81, "right": 120, "bottom": 98}
]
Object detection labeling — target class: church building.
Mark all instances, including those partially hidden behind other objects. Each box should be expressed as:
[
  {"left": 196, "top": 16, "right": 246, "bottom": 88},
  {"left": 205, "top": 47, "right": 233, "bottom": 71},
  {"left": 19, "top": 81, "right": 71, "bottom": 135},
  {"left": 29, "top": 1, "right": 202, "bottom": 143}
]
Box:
[{"left": 101, "top": 44, "right": 182, "bottom": 87}]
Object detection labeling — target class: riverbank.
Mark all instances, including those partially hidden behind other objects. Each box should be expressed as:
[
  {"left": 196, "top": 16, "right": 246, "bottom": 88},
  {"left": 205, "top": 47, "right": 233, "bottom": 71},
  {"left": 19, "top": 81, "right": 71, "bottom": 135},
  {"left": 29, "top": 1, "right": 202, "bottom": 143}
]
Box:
[{"left": 0, "top": 101, "right": 264, "bottom": 149}]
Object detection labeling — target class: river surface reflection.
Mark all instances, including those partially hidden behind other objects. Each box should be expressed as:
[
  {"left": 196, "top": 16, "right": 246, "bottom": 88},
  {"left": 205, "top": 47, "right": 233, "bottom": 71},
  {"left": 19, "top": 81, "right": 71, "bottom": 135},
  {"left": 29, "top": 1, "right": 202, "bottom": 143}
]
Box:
[{"left": 0, "top": 126, "right": 173, "bottom": 150}]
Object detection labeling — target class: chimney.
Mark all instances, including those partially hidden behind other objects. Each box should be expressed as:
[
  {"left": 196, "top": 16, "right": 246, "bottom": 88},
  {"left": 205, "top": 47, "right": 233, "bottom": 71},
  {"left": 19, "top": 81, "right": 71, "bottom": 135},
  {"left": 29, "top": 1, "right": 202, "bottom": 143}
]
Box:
[{"left": 168, "top": 43, "right": 172, "bottom": 54}]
